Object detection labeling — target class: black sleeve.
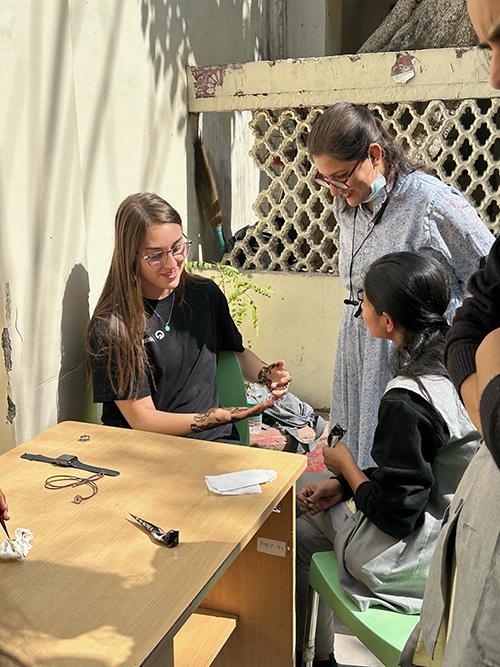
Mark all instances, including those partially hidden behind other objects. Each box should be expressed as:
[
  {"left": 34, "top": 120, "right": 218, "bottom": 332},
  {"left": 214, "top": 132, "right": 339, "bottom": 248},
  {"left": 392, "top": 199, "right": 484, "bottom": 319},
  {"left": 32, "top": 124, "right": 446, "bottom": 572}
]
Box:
[
  {"left": 209, "top": 281, "right": 245, "bottom": 353},
  {"left": 88, "top": 321, "right": 150, "bottom": 402},
  {"left": 354, "top": 389, "right": 449, "bottom": 539},
  {"left": 333, "top": 467, "right": 376, "bottom": 501},
  {"left": 479, "top": 376, "right": 500, "bottom": 469},
  {"left": 445, "top": 236, "right": 500, "bottom": 391}
]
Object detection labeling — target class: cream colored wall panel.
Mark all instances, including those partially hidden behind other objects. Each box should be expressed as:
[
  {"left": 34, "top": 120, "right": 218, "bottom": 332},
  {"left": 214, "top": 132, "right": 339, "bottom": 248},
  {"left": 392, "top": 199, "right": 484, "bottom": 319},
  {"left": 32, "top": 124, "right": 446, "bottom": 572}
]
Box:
[
  {"left": 239, "top": 273, "right": 345, "bottom": 409},
  {"left": 0, "top": 1, "right": 88, "bottom": 443}
]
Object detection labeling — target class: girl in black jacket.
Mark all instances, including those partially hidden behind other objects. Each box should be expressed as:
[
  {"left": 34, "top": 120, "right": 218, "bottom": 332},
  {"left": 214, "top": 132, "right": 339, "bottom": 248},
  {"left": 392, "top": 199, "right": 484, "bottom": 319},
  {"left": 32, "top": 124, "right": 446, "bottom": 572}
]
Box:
[{"left": 297, "top": 252, "right": 479, "bottom": 667}]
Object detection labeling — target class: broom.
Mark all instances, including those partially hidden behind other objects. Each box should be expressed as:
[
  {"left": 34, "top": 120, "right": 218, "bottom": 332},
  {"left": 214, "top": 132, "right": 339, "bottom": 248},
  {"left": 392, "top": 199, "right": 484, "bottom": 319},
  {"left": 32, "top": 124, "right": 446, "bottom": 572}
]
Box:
[{"left": 193, "top": 135, "right": 226, "bottom": 253}]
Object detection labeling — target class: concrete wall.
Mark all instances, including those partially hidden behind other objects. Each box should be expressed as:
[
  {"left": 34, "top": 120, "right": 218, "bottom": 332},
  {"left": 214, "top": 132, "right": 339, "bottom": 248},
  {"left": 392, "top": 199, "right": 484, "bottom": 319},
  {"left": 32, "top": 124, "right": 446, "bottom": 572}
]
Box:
[
  {"left": 236, "top": 273, "right": 345, "bottom": 410},
  {"left": 286, "top": 0, "right": 342, "bottom": 58}
]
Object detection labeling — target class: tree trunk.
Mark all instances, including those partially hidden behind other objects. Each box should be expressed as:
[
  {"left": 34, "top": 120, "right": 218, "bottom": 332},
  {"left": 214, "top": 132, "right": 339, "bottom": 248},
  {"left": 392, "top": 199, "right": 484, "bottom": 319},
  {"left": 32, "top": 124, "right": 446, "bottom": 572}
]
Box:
[{"left": 358, "top": 0, "right": 477, "bottom": 53}]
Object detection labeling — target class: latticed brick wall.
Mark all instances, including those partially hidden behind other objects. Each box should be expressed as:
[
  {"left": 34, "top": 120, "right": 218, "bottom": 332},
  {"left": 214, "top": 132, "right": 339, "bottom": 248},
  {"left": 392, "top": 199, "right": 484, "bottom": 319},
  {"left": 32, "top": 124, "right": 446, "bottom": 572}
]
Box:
[{"left": 188, "top": 49, "right": 500, "bottom": 274}]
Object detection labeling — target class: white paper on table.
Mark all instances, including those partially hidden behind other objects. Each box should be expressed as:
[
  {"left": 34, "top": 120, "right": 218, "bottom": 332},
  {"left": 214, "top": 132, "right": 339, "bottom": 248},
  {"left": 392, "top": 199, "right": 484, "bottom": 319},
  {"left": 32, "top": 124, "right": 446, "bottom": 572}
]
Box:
[
  {"left": 0, "top": 528, "right": 33, "bottom": 560},
  {"left": 205, "top": 469, "right": 277, "bottom": 495}
]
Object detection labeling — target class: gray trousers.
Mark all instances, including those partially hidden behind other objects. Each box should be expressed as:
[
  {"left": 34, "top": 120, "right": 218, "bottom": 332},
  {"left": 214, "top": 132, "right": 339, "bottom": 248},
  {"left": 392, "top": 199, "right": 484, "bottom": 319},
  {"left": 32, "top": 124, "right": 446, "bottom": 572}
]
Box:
[{"left": 296, "top": 503, "right": 353, "bottom": 656}]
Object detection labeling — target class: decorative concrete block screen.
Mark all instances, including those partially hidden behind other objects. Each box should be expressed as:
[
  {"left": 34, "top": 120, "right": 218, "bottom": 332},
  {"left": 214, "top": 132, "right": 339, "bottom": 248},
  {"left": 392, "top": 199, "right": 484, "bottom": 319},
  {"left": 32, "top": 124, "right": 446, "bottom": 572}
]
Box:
[{"left": 188, "top": 49, "right": 500, "bottom": 273}]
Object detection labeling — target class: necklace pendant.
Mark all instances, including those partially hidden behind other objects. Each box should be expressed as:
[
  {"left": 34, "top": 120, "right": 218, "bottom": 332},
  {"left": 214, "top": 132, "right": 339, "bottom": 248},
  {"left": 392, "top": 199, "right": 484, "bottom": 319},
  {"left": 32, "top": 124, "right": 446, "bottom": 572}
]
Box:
[{"left": 164, "top": 324, "right": 171, "bottom": 332}]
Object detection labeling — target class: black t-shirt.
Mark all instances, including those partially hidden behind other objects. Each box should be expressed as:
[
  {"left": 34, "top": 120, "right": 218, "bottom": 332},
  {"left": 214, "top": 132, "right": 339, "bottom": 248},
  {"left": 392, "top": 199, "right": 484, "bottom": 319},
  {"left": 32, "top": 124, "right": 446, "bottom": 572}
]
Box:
[{"left": 90, "top": 278, "right": 244, "bottom": 440}]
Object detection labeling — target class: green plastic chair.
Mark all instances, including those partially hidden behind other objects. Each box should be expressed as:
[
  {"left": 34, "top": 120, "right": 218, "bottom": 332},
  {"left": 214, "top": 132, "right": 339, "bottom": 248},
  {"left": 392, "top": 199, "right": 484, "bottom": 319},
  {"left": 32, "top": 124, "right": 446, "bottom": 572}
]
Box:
[
  {"left": 216, "top": 350, "right": 250, "bottom": 445},
  {"left": 303, "top": 550, "right": 419, "bottom": 667}
]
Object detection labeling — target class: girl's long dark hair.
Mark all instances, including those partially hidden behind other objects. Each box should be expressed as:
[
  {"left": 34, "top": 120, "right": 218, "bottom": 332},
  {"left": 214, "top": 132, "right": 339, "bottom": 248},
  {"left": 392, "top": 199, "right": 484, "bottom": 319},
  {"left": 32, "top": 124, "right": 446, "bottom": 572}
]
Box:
[
  {"left": 307, "top": 102, "right": 419, "bottom": 175},
  {"left": 363, "top": 252, "right": 450, "bottom": 382}
]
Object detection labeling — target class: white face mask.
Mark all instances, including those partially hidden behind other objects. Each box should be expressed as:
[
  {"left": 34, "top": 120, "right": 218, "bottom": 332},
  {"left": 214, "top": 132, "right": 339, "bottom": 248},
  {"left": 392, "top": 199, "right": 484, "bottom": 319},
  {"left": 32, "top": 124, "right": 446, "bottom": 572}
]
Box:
[{"left": 361, "top": 173, "right": 386, "bottom": 204}]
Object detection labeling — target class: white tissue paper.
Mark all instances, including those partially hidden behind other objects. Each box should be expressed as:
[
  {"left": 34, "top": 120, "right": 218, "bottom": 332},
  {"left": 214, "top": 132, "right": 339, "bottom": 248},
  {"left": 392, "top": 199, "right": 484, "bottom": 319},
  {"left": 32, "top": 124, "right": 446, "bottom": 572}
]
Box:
[
  {"left": 205, "top": 469, "right": 277, "bottom": 495},
  {"left": 0, "top": 528, "right": 33, "bottom": 560}
]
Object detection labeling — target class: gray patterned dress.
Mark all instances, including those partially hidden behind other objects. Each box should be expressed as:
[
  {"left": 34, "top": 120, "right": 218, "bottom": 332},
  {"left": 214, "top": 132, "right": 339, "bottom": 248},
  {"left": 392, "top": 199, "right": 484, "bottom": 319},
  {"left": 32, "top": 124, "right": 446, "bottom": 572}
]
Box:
[{"left": 331, "top": 170, "right": 494, "bottom": 468}]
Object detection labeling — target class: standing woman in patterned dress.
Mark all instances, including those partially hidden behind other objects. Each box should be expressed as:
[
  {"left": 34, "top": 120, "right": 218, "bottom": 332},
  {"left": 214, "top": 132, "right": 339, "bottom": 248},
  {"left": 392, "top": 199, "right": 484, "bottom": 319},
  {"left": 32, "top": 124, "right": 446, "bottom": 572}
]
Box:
[{"left": 307, "top": 102, "right": 493, "bottom": 467}]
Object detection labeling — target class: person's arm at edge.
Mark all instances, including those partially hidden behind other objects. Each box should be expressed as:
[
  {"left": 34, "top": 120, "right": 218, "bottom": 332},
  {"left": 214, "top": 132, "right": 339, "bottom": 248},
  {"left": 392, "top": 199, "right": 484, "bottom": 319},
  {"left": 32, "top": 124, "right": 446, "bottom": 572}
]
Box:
[
  {"left": 446, "top": 236, "right": 500, "bottom": 420},
  {"left": 211, "top": 282, "right": 290, "bottom": 398},
  {"left": 475, "top": 328, "right": 500, "bottom": 468},
  {"left": 0, "top": 487, "right": 9, "bottom": 521},
  {"left": 458, "top": 373, "right": 482, "bottom": 434}
]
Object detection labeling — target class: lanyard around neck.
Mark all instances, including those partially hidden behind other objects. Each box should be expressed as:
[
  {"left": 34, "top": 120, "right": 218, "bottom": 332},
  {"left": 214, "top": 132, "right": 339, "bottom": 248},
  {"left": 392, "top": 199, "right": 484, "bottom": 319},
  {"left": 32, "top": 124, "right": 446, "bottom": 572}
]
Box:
[{"left": 344, "top": 195, "right": 390, "bottom": 309}]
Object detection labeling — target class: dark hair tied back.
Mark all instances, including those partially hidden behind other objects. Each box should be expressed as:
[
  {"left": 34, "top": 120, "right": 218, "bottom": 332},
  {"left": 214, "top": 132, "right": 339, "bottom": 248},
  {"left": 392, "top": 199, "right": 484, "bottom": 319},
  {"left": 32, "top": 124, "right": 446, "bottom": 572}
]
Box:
[{"left": 363, "top": 252, "right": 450, "bottom": 381}]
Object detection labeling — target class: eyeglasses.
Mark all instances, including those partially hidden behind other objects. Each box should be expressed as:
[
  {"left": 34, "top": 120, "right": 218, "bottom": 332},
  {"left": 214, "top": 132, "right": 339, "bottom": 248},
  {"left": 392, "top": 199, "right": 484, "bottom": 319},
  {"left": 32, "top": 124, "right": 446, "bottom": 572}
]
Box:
[
  {"left": 313, "top": 160, "right": 362, "bottom": 190},
  {"left": 141, "top": 239, "right": 192, "bottom": 269}
]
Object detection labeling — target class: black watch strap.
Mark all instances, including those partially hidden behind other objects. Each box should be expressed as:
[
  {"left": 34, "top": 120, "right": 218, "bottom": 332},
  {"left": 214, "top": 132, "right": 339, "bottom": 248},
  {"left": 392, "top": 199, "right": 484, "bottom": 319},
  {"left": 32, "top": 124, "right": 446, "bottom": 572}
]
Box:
[{"left": 20, "top": 453, "right": 120, "bottom": 477}]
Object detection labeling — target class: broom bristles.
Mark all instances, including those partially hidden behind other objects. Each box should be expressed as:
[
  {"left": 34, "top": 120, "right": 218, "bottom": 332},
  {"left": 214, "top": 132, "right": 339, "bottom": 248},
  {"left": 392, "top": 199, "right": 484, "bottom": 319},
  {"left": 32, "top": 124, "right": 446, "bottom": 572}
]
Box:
[{"left": 193, "top": 135, "right": 223, "bottom": 231}]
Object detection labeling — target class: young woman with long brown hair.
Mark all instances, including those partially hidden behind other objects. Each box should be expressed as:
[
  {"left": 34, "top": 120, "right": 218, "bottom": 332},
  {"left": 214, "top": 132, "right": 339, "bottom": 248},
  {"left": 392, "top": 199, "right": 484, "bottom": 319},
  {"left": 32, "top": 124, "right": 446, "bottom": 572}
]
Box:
[
  {"left": 87, "top": 193, "right": 290, "bottom": 442},
  {"left": 308, "top": 101, "right": 493, "bottom": 469}
]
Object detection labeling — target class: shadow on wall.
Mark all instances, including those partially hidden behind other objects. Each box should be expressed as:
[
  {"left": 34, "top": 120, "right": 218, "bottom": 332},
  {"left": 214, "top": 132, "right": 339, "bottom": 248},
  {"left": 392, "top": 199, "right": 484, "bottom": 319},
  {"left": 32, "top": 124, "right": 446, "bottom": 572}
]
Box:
[
  {"left": 140, "top": 0, "right": 272, "bottom": 102},
  {"left": 139, "top": 0, "right": 279, "bottom": 261},
  {"left": 57, "top": 263, "right": 91, "bottom": 423}
]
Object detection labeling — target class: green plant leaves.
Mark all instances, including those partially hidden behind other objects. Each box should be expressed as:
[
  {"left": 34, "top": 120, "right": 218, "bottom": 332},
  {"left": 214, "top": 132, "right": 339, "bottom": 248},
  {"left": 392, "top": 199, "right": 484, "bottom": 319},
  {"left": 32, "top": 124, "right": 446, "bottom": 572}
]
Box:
[{"left": 186, "top": 261, "right": 272, "bottom": 334}]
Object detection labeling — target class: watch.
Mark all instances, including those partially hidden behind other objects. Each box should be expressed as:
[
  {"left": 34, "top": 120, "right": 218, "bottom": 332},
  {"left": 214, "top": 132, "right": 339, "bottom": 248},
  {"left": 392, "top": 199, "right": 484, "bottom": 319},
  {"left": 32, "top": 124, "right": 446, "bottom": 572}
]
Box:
[{"left": 20, "top": 453, "right": 120, "bottom": 477}]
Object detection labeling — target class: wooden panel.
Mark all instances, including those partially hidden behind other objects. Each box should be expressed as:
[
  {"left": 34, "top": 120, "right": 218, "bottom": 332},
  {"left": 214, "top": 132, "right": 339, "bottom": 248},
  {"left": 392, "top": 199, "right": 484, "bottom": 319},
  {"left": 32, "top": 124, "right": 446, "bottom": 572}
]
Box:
[
  {"left": 174, "top": 611, "right": 237, "bottom": 667},
  {"left": 202, "top": 486, "right": 296, "bottom": 667}
]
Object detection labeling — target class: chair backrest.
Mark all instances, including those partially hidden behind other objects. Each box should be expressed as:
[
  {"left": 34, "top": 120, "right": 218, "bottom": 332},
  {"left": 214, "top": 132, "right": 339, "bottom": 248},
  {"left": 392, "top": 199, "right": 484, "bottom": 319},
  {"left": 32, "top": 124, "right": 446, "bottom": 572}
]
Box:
[
  {"left": 216, "top": 351, "right": 250, "bottom": 445},
  {"left": 310, "top": 551, "right": 419, "bottom": 667}
]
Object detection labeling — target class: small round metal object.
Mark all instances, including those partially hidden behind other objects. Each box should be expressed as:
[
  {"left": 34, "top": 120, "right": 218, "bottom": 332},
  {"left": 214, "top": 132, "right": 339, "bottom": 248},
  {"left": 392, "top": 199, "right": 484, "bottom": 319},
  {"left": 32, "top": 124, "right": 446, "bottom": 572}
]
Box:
[
  {"left": 73, "top": 495, "right": 83, "bottom": 504},
  {"left": 78, "top": 434, "right": 91, "bottom": 442}
]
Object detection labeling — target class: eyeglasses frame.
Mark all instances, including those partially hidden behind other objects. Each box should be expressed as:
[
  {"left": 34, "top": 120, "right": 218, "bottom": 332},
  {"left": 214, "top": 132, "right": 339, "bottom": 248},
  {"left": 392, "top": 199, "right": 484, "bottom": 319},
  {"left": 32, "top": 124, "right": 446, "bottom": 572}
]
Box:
[
  {"left": 141, "top": 238, "right": 193, "bottom": 269},
  {"left": 313, "top": 158, "right": 364, "bottom": 190}
]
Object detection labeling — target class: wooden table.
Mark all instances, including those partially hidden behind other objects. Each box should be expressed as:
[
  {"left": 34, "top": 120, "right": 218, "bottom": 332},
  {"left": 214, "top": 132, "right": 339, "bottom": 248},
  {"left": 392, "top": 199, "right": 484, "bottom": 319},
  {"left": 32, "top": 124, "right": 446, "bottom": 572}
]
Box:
[{"left": 0, "top": 421, "right": 306, "bottom": 666}]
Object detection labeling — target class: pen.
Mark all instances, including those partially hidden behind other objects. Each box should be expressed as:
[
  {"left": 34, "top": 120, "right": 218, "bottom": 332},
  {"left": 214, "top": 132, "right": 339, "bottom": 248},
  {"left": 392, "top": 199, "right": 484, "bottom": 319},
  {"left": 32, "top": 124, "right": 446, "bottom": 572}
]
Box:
[{"left": 0, "top": 510, "right": 10, "bottom": 540}]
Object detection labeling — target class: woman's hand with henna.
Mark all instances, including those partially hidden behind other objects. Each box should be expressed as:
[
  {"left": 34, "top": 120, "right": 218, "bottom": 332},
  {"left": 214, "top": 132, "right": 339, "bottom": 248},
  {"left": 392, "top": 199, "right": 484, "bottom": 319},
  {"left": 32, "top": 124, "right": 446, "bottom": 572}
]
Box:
[
  {"left": 257, "top": 359, "right": 291, "bottom": 399},
  {"left": 190, "top": 401, "right": 273, "bottom": 433}
]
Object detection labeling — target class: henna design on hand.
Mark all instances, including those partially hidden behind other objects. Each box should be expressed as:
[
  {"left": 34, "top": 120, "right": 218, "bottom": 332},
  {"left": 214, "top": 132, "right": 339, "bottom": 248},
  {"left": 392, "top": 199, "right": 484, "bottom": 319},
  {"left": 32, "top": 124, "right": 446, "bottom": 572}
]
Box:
[
  {"left": 190, "top": 408, "right": 225, "bottom": 433},
  {"left": 258, "top": 362, "right": 291, "bottom": 392},
  {"left": 257, "top": 362, "right": 278, "bottom": 389}
]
